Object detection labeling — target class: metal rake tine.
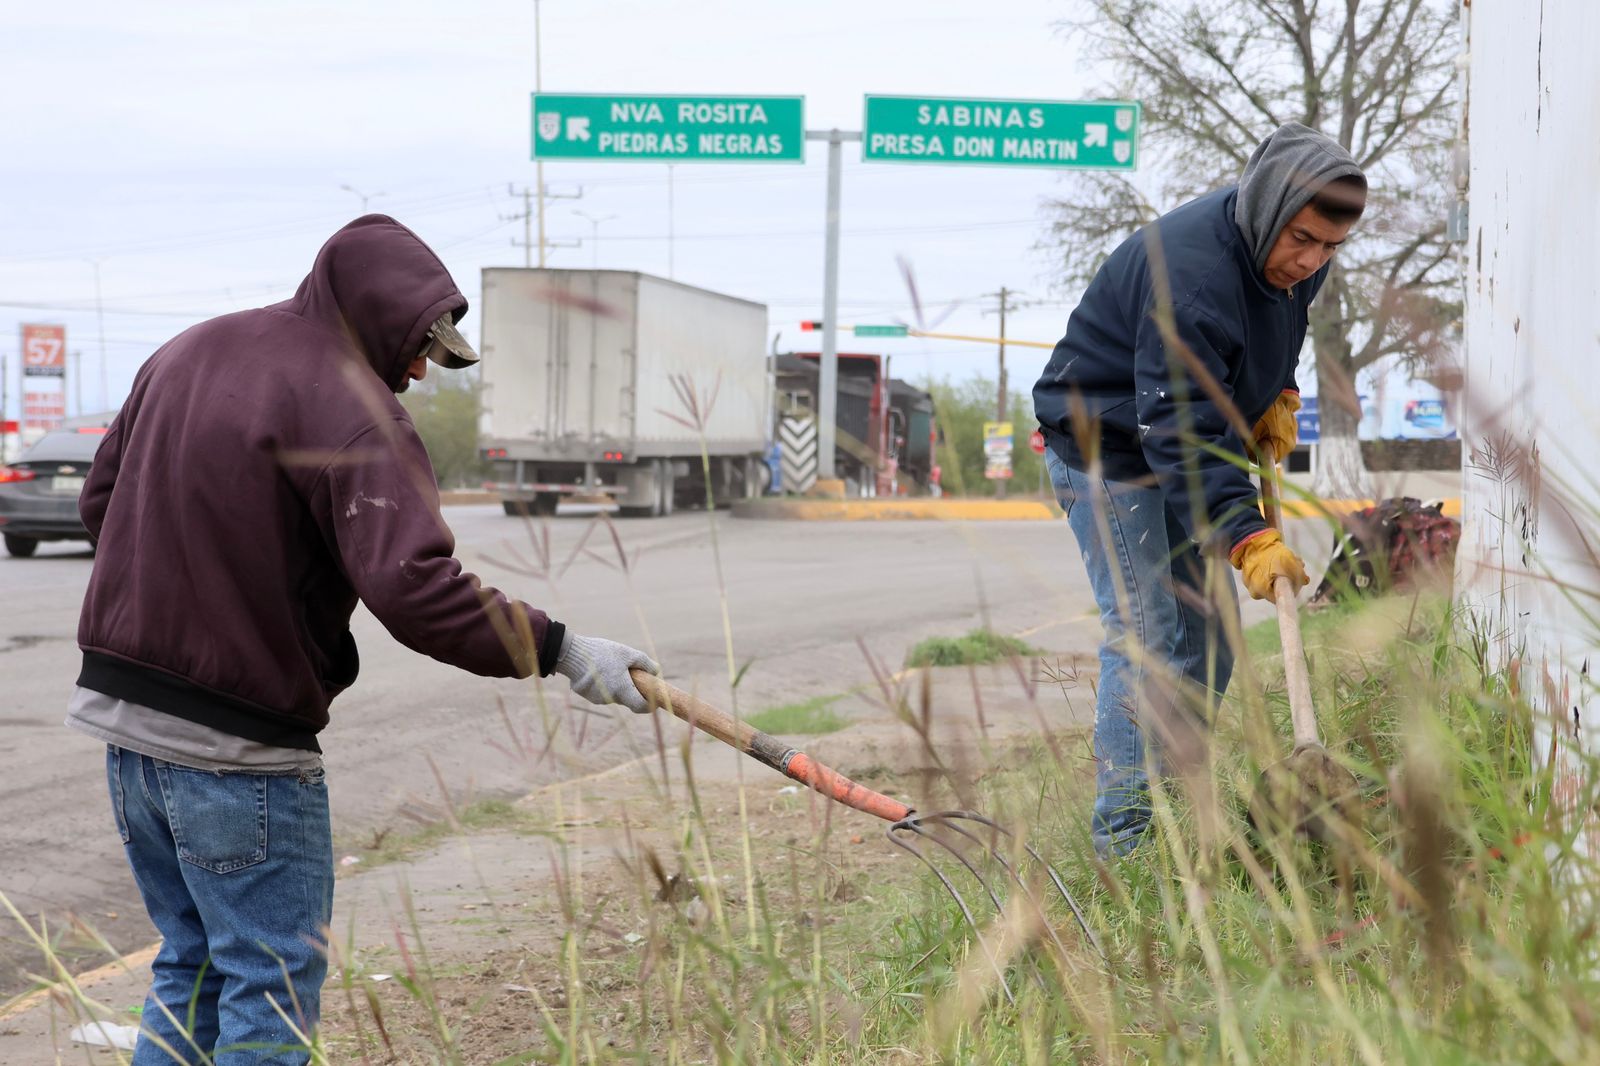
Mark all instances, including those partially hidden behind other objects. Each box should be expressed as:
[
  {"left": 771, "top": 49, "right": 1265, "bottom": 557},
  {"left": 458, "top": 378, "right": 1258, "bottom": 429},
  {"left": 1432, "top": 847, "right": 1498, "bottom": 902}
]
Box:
[
  {"left": 906, "top": 815, "right": 1060, "bottom": 996},
  {"left": 899, "top": 817, "right": 1007, "bottom": 914},
  {"left": 1021, "top": 839, "right": 1106, "bottom": 965},
  {"left": 887, "top": 821, "right": 1017, "bottom": 1007},
  {"left": 923, "top": 813, "right": 1036, "bottom": 910},
  {"left": 924, "top": 814, "right": 1077, "bottom": 969},
  {"left": 930, "top": 811, "right": 1105, "bottom": 967}
]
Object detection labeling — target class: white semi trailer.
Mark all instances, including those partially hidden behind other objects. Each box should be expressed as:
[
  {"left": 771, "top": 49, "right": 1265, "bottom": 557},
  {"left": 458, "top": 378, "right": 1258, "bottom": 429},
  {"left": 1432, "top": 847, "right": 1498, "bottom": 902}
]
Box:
[{"left": 477, "top": 268, "right": 771, "bottom": 517}]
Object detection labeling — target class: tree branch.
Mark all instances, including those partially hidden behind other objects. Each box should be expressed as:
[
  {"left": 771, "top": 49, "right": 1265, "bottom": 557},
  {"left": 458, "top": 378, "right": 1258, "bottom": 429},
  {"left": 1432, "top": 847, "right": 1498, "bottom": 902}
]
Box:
[{"left": 1101, "top": 8, "right": 1267, "bottom": 153}]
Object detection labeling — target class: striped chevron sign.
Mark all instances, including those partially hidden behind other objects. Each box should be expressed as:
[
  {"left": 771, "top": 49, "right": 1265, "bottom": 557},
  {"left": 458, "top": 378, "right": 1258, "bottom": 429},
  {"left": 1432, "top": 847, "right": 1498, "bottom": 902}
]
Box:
[{"left": 779, "top": 416, "right": 818, "bottom": 494}]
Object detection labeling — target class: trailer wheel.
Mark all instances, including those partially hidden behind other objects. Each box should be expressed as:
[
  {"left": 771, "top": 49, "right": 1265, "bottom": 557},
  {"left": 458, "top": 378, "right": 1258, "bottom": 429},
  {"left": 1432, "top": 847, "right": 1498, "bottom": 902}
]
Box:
[
  {"left": 620, "top": 460, "right": 666, "bottom": 518},
  {"left": 503, "top": 494, "right": 559, "bottom": 518},
  {"left": 658, "top": 461, "right": 676, "bottom": 516}
]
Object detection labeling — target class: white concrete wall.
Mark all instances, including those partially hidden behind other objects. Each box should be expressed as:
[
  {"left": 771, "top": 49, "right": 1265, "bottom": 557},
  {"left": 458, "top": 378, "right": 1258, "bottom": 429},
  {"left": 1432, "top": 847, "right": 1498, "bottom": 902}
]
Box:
[{"left": 1460, "top": 0, "right": 1600, "bottom": 854}]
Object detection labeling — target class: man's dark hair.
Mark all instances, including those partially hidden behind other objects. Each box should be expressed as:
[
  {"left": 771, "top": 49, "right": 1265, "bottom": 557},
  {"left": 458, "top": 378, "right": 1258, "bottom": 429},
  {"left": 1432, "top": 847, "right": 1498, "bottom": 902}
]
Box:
[{"left": 1310, "top": 174, "right": 1368, "bottom": 224}]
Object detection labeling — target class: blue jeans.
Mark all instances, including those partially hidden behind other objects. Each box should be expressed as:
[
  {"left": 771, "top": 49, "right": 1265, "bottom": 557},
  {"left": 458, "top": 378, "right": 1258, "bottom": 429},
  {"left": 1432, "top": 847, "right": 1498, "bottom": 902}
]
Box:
[
  {"left": 107, "top": 747, "right": 334, "bottom": 1065},
  {"left": 1045, "top": 453, "right": 1238, "bottom": 855}
]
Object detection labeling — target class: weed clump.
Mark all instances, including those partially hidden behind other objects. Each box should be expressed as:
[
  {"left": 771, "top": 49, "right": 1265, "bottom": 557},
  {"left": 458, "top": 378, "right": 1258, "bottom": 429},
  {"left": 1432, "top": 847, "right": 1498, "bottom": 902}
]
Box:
[{"left": 907, "top": 628, "right": 1040, "bottom": 668}]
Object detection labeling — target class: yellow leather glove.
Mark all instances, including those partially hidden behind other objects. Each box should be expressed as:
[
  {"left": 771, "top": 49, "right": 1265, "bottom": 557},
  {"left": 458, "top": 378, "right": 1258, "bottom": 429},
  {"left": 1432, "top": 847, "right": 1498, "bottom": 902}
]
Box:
[
  {"left": 1252, "top": 390, "right": 1302, "bottom": 464},
  {"left": 1230, "top": 529, "right": 1309, "bottom": 601}
]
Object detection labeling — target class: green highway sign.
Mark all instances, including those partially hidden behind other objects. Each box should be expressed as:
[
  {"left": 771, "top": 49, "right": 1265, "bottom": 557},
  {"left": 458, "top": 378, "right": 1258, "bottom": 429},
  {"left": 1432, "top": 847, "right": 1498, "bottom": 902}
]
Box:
[
  {"left": 800, "top": 321, "right": 910, "bottom": 337},
  {"left": 862, "top": 96, "right": 1139, "bottom": 169},
  {"left": 532, "top": 94, "right": 804, "bottom": 162}
]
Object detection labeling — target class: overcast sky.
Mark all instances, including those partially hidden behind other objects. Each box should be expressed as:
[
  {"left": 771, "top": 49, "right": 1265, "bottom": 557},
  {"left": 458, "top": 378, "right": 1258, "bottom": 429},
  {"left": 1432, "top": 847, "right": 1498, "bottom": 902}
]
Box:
[{"left": 2, "top": 0, "right": 1130, "bottom": 419}]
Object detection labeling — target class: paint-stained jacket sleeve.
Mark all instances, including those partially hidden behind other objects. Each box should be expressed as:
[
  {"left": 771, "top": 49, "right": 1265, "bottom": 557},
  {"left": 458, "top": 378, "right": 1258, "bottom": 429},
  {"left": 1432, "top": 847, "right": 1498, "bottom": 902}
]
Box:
[
  {"left": 1133, "top": 305, "right": 1267, "bottom": 551},
  {"left": 313, "top": 418, "right": 564, "bottom": 677}
]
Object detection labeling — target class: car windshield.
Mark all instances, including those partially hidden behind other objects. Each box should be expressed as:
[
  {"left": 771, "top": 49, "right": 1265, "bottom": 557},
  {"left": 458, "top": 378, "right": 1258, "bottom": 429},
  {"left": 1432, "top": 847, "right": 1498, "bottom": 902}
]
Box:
[{"left": 21, "top": 430, "right": 106, "bottom": 465}]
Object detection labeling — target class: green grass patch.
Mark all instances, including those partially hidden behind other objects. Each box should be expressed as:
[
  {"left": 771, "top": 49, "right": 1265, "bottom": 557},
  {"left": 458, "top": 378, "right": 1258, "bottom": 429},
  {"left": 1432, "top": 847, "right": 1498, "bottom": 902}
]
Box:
[
  {"left": 745, "top": 694, "right": 848, "bottom": 735},
  {"left": 906, "top": 627, "right": 1041, "bottom": 668},
  {"left": 1241, "top": 590, "right": 1446, "bottom": 667},
  {"left": 823, "top": 590, "right": 1600, "bottom": 1062}
]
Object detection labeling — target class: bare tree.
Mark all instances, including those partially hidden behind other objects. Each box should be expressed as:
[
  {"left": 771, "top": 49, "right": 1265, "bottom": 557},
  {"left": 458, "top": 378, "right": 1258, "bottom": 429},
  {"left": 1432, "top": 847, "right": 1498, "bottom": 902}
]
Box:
[{"left": 1045, "top": 0, "right": 1461, "bottom": 498}]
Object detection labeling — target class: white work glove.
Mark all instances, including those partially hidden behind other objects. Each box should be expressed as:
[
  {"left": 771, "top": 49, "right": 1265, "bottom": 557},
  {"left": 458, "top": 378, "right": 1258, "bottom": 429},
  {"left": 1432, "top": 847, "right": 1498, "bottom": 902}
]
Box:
[{"left": 552, "top": 632, "right": 660, "bottom": 714}]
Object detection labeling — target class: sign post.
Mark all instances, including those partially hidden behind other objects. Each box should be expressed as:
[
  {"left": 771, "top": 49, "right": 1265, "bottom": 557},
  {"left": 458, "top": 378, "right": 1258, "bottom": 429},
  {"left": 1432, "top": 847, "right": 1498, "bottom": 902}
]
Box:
[
  {"left": 806, "top": 129, "right": 863, "bottom": 483},
  {"left": 532, "top": 94, "right": 805, "bottom": 163},
  {"left": 864, "top": 96, "right": 1140, "bottom": 169}
]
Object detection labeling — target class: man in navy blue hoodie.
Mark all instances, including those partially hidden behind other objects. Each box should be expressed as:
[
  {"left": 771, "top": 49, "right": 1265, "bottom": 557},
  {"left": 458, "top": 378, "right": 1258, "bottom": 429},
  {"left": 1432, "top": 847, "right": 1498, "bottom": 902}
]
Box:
[{"left": 1033, "top": 124, "right": 1367, "bottom": 855}]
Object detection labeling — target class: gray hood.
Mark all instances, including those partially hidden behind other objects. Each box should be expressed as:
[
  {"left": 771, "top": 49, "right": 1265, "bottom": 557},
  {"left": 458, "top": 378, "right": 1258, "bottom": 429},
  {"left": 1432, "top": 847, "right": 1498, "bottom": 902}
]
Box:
[{"left": 1234, "top": 122, "right": 1365, "bottom": 272}]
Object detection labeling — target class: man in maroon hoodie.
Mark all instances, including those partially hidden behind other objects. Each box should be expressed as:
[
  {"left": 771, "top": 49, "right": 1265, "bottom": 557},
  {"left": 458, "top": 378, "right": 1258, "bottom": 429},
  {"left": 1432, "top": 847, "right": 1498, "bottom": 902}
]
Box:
[{"left": 68, "top": 216, "right": 656, "bottom": 1065}]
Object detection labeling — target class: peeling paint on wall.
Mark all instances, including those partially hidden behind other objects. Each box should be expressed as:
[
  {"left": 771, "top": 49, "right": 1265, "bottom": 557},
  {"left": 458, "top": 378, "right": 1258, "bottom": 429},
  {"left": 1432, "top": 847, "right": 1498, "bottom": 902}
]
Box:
[{"left": 1460, "top": 0, "right": 1600, "bottom": 859}]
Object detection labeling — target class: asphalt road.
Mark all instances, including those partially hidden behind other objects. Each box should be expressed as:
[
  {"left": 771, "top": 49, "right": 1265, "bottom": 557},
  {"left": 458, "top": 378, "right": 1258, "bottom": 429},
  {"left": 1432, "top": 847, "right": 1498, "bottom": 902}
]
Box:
[{"left": 0, "top": 506, "right": 1121, "bottom": 998}]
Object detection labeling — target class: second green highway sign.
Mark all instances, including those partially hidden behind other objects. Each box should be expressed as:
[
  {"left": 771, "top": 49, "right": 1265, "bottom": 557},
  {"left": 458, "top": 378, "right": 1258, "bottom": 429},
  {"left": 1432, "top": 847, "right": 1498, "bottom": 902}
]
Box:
[{"left": 863, "top": 96, "right": 1139, "bottom": 169}]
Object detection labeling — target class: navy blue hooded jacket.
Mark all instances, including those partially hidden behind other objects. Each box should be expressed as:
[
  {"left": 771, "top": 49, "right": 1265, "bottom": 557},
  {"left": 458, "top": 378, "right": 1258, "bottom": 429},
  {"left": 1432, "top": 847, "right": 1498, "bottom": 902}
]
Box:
[{"left": 1033, "top": 124, "right": 1364, "bottom": 552}]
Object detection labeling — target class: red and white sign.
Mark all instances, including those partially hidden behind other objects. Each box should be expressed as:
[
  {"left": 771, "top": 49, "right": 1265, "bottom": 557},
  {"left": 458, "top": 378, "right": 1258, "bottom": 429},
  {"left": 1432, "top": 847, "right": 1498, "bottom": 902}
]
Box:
[
  {"left": 1028, "top": 429, "right": 1046, "bottom": 455},
  {"left": 23, "top": 390, "right": 65, "bottom": 434},
  {"left": 21, "top": 324, "right": 66, "bottom": 377}
]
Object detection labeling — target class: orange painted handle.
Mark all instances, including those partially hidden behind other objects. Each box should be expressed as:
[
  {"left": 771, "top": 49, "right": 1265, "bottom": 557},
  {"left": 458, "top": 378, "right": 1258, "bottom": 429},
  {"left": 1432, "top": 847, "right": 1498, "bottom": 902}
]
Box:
[
  {"left": 781, "top": 751, "right": 912, "bottom": 822},
  {"left": 630, "top": 669, "right": 913, "bottom": 823}
]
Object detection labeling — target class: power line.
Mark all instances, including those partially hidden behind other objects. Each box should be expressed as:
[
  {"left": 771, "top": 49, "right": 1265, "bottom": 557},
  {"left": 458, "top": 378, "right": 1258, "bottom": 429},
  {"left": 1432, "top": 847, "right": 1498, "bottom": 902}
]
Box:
[
  {"left": 0, "top": 185, "right": 509, "bottom": 264},
  {"left": 0, "top": 300, "right": 222, "bottom": 318}
]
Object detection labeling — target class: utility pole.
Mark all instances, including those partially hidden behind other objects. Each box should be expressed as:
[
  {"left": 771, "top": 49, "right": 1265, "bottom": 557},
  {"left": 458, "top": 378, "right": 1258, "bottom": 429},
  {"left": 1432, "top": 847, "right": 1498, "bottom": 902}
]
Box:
[
  {"left": 70, "top": 350, "right": 82, "bottom": 418},
  {"left": 507, "top": 183, "right": 579, "bottom": 266},
  {"left": 983, "top": 287, "right": 1021, "bottom": 498},
  {"left": 1, "top": 353, "right": 8, "bottom": 463},
  {"left": 534, "top": 0, "right": 547, "bottom": 266},
  {"left": 90, "top": 259, "right": 108, "bottom": 412}
]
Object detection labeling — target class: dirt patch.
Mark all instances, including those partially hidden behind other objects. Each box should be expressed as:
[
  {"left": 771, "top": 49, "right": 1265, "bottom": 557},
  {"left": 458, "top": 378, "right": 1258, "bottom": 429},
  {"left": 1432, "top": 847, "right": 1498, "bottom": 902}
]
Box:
[{"left": 316, "top": 746, "right": 920, "bottom": 1064}]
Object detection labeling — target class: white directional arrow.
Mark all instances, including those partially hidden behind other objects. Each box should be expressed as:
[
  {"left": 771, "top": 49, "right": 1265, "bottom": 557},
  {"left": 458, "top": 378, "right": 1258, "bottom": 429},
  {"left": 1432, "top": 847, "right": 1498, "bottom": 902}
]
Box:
[
  {"left": 1083, "top": 123, "right": 1109, "bottom": 148},
  {"left": 567, "top": 116, "right": 591, "bottom": 141}
]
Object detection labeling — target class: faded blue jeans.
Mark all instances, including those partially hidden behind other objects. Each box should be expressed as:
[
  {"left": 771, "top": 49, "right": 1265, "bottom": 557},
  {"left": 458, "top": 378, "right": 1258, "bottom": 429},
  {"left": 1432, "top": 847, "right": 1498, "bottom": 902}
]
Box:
[
  {"left": 1045, "top": 453, "right": 1238, "bottom": 855},
  {"left": 108, "top": 747, "right": 334, "bottom": 1064}
]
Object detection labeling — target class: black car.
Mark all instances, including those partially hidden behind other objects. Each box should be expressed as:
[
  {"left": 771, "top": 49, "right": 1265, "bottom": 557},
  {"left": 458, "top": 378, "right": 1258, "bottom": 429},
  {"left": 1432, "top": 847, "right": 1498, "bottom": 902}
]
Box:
[{"left": 0, "top": 427, "right": 106, "bottom": 557}]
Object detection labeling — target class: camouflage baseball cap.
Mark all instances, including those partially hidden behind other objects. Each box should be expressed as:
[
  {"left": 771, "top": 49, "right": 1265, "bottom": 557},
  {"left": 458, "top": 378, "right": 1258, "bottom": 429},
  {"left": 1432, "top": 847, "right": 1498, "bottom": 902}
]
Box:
[{"left": 421, "top": 312, "right": 479, "bottom": 369}]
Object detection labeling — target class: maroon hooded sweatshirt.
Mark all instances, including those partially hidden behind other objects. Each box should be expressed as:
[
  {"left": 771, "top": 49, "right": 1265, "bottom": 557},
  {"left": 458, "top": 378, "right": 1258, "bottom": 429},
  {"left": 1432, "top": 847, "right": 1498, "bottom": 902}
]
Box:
[{"left": 76, "top": 215, "right": 564, "bottom": 752}]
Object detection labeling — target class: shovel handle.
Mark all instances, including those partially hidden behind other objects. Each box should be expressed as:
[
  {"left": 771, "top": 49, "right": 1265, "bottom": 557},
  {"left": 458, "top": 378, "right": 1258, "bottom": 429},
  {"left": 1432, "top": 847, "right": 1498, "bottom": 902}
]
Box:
[
  {"left": 1259, "top": 472, "right": 1322, "bottom": 749},
  {"left": 628, "top": 669, "right": 913, "bottom": 824}
]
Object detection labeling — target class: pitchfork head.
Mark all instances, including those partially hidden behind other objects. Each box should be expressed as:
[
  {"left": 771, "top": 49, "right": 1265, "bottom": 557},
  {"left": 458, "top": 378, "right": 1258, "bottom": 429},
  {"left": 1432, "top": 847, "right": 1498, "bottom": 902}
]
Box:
[{"left": 886, "top": 810, "right": 1106, "bottom": 1002}]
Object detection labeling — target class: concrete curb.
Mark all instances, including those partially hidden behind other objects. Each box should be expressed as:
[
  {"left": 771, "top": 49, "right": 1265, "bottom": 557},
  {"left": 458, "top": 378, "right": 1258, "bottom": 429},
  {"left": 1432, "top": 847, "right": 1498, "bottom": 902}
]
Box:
[
  {"left": 732, "top": 498, "right": 1060, "bottom": 521},
  {"left": 732, "top": 496, "right": 1462, "bottom": 522},
  {"left": 0, "top": 944, "right": 158, "bottom": 1023}
]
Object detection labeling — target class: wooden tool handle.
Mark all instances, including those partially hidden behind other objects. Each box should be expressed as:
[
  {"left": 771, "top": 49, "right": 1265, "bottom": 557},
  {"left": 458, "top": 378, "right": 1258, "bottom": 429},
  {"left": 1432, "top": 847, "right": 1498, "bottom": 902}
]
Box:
[
  {"left": 628, "top": 669, "right": 913, "bottom": 823},
  {"left": 630, "top": 669, "right": 761, "bottom": 753},
  {"left": 1259, "top": 472, "right": 1321, "bottom": 749}
]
